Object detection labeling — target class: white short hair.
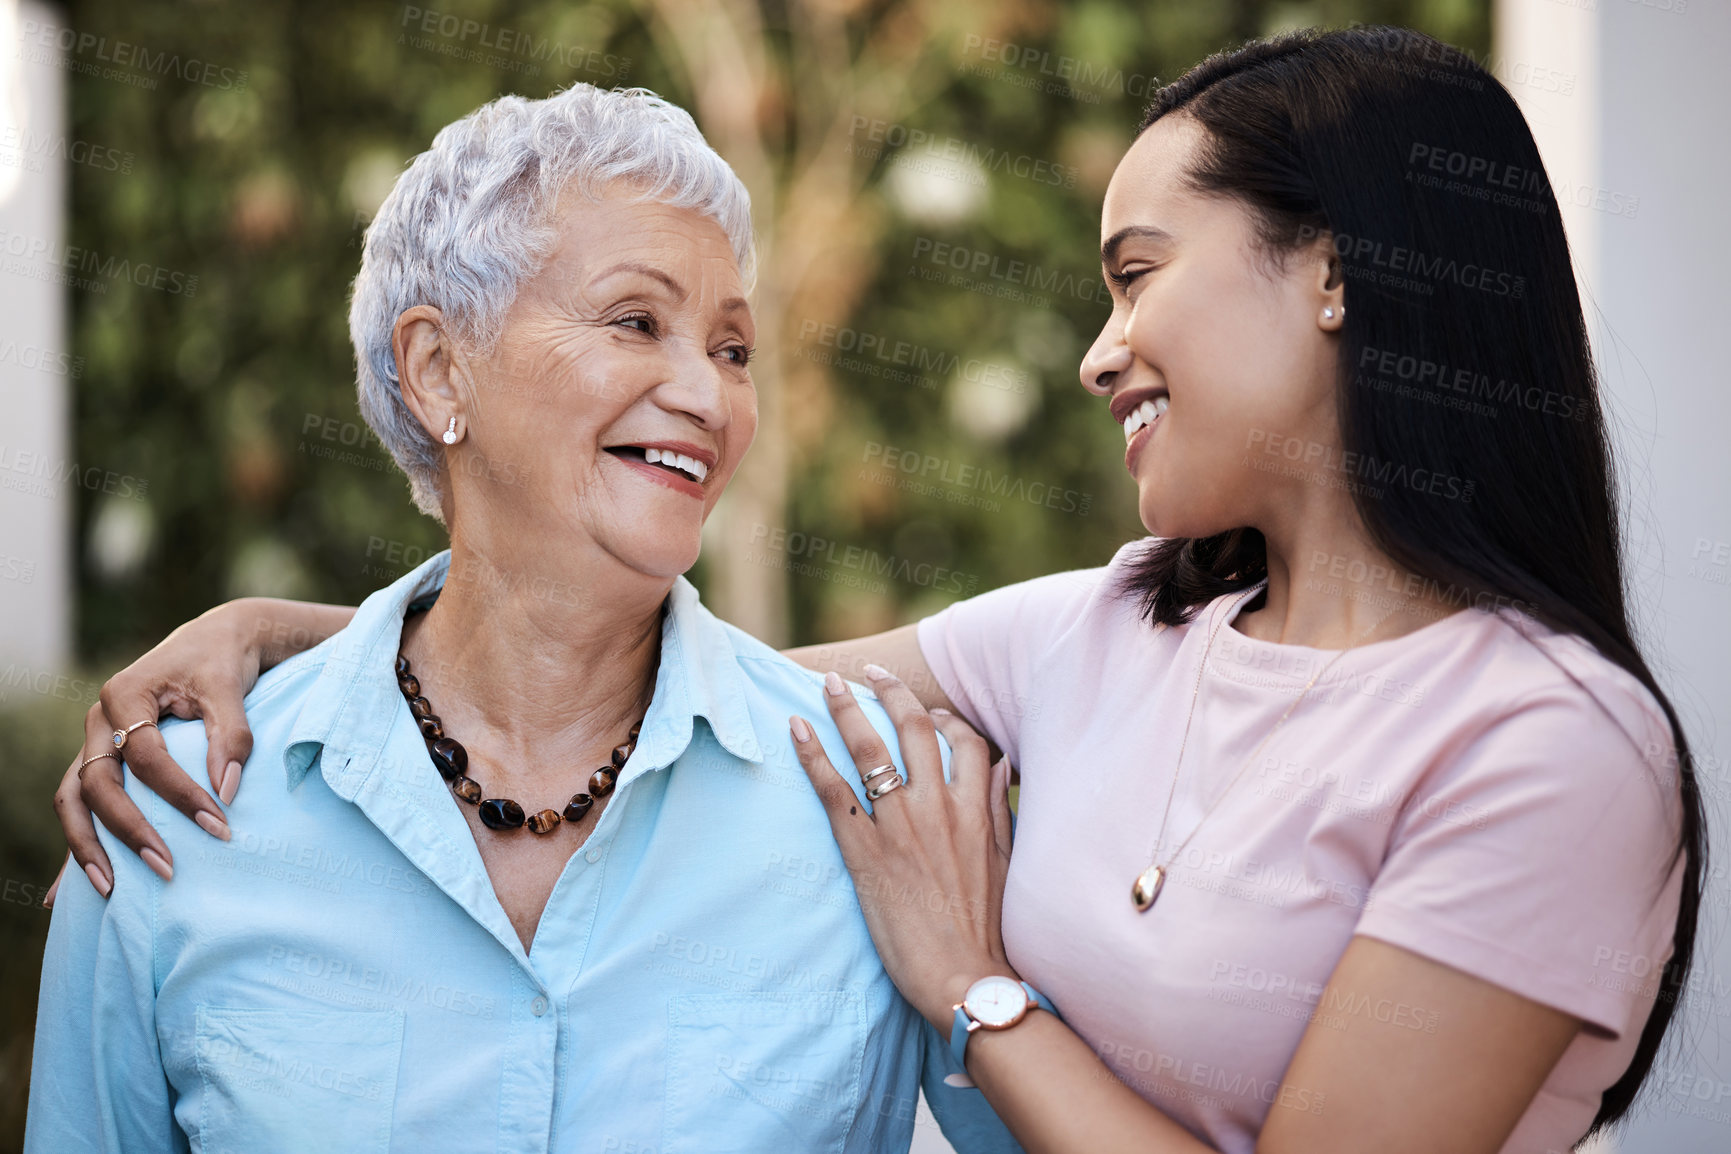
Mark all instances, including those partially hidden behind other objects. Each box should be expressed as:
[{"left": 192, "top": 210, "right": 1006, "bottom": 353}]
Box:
[{"left": 349, "top": 84, "right": 755, "bottom": 520}]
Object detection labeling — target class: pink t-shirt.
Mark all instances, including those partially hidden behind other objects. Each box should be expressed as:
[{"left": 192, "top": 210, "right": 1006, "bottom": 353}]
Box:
[{"left": 918, "top": 540, "right": 1684, "bottom": 1154}]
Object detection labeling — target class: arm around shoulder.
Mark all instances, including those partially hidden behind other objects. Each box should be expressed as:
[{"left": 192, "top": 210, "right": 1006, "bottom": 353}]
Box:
[{"left": 785, "top": 623, "right": 956, "bottom": 714}]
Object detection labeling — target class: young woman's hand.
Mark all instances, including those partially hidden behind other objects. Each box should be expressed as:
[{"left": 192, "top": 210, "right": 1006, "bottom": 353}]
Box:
[
  {"left": 790, "top": 664, "right": 1016, "bottom": 1032},
  {"left": 45, "top": 599, "right": 307, "bottom": 906}
]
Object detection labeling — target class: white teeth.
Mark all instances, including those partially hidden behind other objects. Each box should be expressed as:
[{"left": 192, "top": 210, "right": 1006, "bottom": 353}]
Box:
[
  {"left": 637, "top": 446, "right": 708, "bottom": 482},
  {"left": 1120, "top": 396, "right": 1169, "bottom": 443}
]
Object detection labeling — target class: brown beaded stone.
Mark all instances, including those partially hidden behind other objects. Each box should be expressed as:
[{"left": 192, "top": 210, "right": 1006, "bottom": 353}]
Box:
[
  {"left": 429, "top": 737, "right": 467, "bottom": 781},
  {"left": 395, "top": 655, "right": 411, "bottom": 676},
  {"left": 610, "top": 743, "right": 632, "bottom": 768},
  {"left": 589, "top": 766, "right": 618, "bottom": 797},
  {"left": 417, "top": 717, "right": 444, "bottom": 741},
  {"left": 563, "top": 793, "right": 594, "bottom": 822},
  {"left": 451, "top": 775, "right": 483, "bottom": 803},
  {"left": 408, "top": 696, "right": 435, "bottom": 720},
  {"left": 629, "top": 720, "right": 642, "bottom": 741},
  {"left": 479, "top": 798, "right": 527, "bottom": 830},
  {"left": 397, "top": 674, "right": 420, "bottom": 697},
  {"left": 526, "top": 809, "right": 562, "bottom": 835}
]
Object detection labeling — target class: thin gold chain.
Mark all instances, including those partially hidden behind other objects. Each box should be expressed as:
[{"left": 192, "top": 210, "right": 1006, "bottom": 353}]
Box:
[{"left": 1146, "top": 587, "right": 1402, "bottom": 871}]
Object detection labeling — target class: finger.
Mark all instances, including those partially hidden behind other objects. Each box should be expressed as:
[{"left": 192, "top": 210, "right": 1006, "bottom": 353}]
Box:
[
  {"left": 99, "top": 685, "right": 229, "bottom": 841},
  {"left": 55, "top": 764, "right": 113, "bottom": 897},
  {"left": 42, "top": 858, "right": 66, "bottom": 909},
  {"left": 56, "top": 721, "right": 115, "bottom": 898},
  {"left": 988, "top": 757, "right": 1014, "bottom": 862},
  {"left": 198, "top": 690, "right": 255, "bottom": 807},
  {"left": 928, "top": 707, "right": 993, "bottom": 798},
  {"left": 819, "top": 671, "right": 907, "bottom": 786},
  {"left": 789, "top": 716, "right": 876, "bottom": 856},
  {"left": 860, "top": 664, "right": 946, "bottom": 792},
  {"left": 77, "top": 708, "right": 178, "bottom": 882}
]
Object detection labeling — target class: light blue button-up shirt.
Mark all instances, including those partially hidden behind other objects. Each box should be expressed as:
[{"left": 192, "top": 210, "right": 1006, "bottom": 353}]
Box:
[{"left": 28, "top": 553, "right": 1021, "bottom": 1154}]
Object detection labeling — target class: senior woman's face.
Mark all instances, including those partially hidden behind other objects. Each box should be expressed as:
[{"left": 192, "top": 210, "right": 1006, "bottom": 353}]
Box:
[{"left": 457, "top": 190, "right": 757, "bottom": 580}]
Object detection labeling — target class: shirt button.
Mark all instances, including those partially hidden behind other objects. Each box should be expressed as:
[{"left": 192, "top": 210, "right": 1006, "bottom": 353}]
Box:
[
  {"left": 585, "top": 848, "right": 602, "bottom": 863},
  {"left": 531, "top": 995, "right": 549, "bottom": 1017}
]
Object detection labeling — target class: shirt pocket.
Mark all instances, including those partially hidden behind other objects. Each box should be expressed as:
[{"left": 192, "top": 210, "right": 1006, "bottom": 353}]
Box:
[
  {"left": 193, "top": 1005, "right": 404, "bottom": 1154},
  {"left": 663, "top": 991, "right": 866, "bottom": 1154}
]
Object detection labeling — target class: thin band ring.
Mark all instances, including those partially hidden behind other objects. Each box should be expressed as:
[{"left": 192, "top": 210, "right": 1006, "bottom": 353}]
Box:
[
  {"left": 860, "top": 763, "right": 899, "bottom": 786},
  {"left": 865, "top": 774, "right": 906, "bottom": 802},
  {"left": 77, "top": 750, "right": 122, "bottom": 772},
  {"left": 112, "top": 718, "right": 158, "bottom": 750}
]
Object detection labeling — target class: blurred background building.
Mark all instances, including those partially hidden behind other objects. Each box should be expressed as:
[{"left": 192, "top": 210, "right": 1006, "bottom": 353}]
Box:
[{"left": 0, "top": 1, "right": 1723, "bottom": 1150}]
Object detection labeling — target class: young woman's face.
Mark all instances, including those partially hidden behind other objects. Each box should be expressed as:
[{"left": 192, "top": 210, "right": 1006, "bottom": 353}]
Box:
[{"left": 1081, "top": 114, "right": 1343, "bottom": 540}]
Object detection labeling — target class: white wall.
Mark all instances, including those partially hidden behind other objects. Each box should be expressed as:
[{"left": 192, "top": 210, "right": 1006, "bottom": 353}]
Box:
[
  {"left": 1499, "top": 0, "right": 1731, "bottom": 1148},
  {"left": 0, "top": 0, "right": 70, "bottom": 674}
]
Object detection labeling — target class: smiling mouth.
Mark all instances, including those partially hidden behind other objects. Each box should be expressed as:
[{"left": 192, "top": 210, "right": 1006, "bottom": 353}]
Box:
[
  {"left": 605, "top": 446, "right": 710, "bottom": 483},
  {"left": 1120, "top": 394, "right": 1170, "bottom": 443}
]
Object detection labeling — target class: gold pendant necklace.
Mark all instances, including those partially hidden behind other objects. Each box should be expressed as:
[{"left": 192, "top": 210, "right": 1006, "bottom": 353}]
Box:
[{"left": 1132, "top": 587, "right": 1400, "bottom": 913}]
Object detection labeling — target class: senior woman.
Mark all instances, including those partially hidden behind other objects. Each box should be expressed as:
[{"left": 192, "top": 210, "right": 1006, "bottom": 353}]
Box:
[
  {"left": 44, "top": 27, "right": 1706, "bottom": 1154},
  {"left": 26, "top": 84, "right": 1018, "bottom": 1153}
]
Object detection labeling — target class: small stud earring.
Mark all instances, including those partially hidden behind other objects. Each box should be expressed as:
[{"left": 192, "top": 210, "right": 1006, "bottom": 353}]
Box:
[
  {"left": 442, "top": 417, "right": 459, "bottom": 445},
  {"left": 1322, "top": 306, "right": 1337, "bottom": 321}
]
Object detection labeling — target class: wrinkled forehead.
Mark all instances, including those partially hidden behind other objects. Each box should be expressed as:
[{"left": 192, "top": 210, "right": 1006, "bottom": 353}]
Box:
[{"left": 543, "top": 187, "right": 751, "bottom": 309}]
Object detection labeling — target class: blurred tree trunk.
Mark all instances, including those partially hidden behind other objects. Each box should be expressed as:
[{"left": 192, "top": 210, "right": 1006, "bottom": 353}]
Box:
[{"left": 644, "top": 0, "right": 970, "bottom": 644}]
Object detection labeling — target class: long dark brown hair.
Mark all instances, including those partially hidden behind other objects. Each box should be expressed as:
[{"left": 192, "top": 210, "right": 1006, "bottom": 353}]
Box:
[{"left": 1122, "top": 26, "right": 1704, "bottom": 1135}]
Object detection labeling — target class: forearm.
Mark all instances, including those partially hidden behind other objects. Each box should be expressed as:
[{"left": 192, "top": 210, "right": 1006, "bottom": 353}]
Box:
[
  {"left": 963, "top": 1012, "right": 1217, "bottom": 1154},
  {"left": 218, "top": 597, "right": 356, "bottom": 671},
  {"left": 783, "top": 624, "right": 956, "bottom": 713}
]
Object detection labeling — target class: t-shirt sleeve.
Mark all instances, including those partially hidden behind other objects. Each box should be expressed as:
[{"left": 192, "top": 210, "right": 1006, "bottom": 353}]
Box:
[
  {"left": 916, "top": 566, "right": 1105, "bottom": 766},
  {"left": 1354, "top": 687, "right": 1685, "bottom": 1038}
]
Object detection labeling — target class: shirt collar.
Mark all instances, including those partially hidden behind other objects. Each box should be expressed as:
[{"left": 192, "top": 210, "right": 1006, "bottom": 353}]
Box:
[
  {"left": 283, "top": 550, "right": 763, "bottom": 796},
  {"left": 630, "top": 575, "right": 763, "bottom": 780}
]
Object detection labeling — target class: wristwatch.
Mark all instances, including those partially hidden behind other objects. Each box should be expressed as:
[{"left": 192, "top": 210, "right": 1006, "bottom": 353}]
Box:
[{"left": 950, "top": 975, "right": 1057, "bottom": 1070}]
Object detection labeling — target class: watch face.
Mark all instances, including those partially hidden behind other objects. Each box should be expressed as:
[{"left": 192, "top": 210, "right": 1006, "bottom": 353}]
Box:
[{"left": 965, "top": 976, "right": 1029, "bottom": 1029}]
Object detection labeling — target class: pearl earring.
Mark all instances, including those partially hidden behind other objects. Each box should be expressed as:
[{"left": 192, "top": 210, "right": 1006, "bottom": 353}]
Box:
[
  {"left": 442, "top": 417, "right": 459, "bottom": 445},
  {"left": 1322, "top": 306, "right": 1338, "bottom": 321}
]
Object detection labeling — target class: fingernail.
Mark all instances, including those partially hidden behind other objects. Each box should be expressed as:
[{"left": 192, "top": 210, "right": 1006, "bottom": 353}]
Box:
[
  {"left": 219, "top": 760, "right": 241, "bottom": 806},
  {"left": 140, "top": 847, "right": 174, "bottom": 882},
  {"left": 824, "top": 671, "right": 846, "bottom": 697},
  {"left": 195, "top": 810, "right": 232, "bottom": 841},
  {"left": 790, "top": 716, "right": 813, "bottom": 743},
  {"left": 863, "top": 663, "right": 892, "bottom": 681},
  {"left": 83, "top": 863, "right": 111, "bottom": 898},
  {"left": 931, "top": 707, "right": 951, "bottom": 717}
]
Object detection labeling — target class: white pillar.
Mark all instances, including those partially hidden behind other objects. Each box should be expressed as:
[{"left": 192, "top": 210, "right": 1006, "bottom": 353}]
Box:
[
  {"left": 1499, "top": 0, "right": 1731, "bottom": 1149},
  {"left": 0, "top": 0, "right": 71, "bottom": 676}
]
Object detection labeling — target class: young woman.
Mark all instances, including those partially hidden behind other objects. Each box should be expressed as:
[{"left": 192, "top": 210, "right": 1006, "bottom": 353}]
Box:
[{"left": 47, "top": 27, "right": 1703, "bottom": 1154}]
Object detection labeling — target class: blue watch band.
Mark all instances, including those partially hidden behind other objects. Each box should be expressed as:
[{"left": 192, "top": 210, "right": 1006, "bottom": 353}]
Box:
[{"left": 950, "top": 980, "right": 1056, "bottom": 1071}]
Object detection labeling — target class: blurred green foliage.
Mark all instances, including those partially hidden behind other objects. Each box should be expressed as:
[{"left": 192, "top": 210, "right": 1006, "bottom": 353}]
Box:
[
  {"left": 2, "top": 0, "right": 1489, "bottom": 1146},
  {"left": 56, "top": 0, "right": 1488, "bottom": 659}
]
